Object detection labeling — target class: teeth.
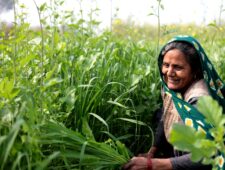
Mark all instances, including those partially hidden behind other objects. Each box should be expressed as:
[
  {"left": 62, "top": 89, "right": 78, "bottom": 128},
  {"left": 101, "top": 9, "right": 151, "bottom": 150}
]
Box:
[{"left": 168, "top": 79, "right": 179, "bottom": 83}]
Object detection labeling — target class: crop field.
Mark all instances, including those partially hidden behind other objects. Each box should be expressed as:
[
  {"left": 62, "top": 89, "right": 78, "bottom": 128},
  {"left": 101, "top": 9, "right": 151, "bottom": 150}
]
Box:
[{"left": 1, "top": 1, "right": 225, "bottom": 169}]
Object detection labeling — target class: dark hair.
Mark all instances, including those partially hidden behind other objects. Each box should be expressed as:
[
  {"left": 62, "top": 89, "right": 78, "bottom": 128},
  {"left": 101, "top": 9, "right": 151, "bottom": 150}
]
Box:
[{"left": 161, "top": 41, "right": 203, "bottom": 80}]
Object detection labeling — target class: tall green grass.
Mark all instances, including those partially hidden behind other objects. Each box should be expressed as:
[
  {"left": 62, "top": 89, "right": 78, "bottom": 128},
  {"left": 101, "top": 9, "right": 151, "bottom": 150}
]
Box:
[{"left": 0, "top": 0, "right": 225, "bottom": 169}]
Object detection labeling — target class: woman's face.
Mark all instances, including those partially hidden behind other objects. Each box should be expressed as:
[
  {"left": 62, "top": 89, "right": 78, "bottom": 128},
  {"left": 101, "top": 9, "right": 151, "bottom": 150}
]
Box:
[{"left": 162, "top": 49, "right": 194, "bottom": 91}]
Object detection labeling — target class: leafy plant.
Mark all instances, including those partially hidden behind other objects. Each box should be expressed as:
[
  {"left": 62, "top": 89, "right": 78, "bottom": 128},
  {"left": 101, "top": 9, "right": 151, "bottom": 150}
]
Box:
[
  {"left": 1, "top": 0, "right": 225, "bottom": 169},
  {"left": 170, "top": 96, "right": 225, "bottom": 169},
  {"left": 39, "top": 121, "right": 131, "bottom": 170}
]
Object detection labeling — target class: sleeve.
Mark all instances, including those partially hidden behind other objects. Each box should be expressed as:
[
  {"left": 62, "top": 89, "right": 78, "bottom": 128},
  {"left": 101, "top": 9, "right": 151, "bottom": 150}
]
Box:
[
  {"left": 153, "top": 120, "right": 164, "bottom": 147},
  {"left": 170, "top": 154, "right": 212, "bottom": 170},
  {"left": 153, "top": 118, "right": 174, "bottom": 158}
]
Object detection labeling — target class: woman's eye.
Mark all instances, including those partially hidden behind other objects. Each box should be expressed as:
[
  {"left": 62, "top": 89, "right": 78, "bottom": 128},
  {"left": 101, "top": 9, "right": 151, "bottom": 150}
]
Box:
[
  {"left": 163, "top": 63, "right": 169, "bottom": 68},
  {"left": 174, "top": 66, "right": 183, "bottom": 70}
]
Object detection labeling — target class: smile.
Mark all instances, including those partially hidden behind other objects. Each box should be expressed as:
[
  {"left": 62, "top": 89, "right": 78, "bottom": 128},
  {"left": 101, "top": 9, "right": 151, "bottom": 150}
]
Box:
[{"left": 168, "top": 78, "right": 179, "bottom": 84}]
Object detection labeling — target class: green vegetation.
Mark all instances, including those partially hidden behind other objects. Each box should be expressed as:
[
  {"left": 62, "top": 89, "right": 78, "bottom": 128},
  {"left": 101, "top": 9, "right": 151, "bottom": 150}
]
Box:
[
  {"left": 170, "top": 96, "right": 225, "bottom": 170},
  {"left": 0, "top": 0, "right": 225, "bottom": 169}
]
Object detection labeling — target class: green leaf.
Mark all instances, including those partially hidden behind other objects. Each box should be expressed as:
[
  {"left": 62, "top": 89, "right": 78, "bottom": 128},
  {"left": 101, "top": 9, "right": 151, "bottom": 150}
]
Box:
[
  {"left": 43, "top": 78, "right": 63, "bottom": 89},
  {"left": 39, "top": 3, "right": 47, "bottom": 12},
  {"left": 0, "top": 77, "right": 20, "bottom": 100},
  {"left": 107, "top": 100, "right": 128, "bottom": 109},
  {"left": 170, "top": 123, "right": 217, "bottom": 163},
  {"left": 197, "top": 96, "right": 224, "bottom": 127},
  {"left": 44, "top": 65, "right": 58, "bottom": 82},
  {"left": 82, "top": 118, "right": 95, "bottom": 140},
  {"left": 89, "top": 113, "right": 109, "bottom": 131},
  {"left": 1, "top": 119, "right": 24, "bottom": 169},
  {"left": 116, "top": 140, "right": 130, "bottom": 160},
  {"left": 36, "top": 152, "right": 60, "bottom": 170},
  {"left": 170, "top": 124, "right": 197, "bottom": 151},
  {"left": 79, "top": 141, "right": 88, "bottom": 168},
  {"left": 20, "top": 54, "right": 34, "bottom": 68},
  {"left": 118, "top": 117, "right": 147, "bottom": 126}
]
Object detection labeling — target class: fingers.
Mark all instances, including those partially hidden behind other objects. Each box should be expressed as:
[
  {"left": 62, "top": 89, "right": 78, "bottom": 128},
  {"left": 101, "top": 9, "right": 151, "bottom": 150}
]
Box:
[
  {"left": 137, "top": 153, "right": 147, "bottom": 157},
  {"left": 123, "top": 157, "right": 136, "bottom": 170},
  {"left": 147, "top": 152, "right": 154, "bottom": 158},
  {"left": 137, "top": 152, "right": 154, "bottom": 158}
]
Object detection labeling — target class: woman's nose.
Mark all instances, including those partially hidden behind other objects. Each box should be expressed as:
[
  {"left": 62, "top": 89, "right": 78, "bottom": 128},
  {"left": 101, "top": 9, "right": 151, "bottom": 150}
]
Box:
[{"left": 167, "top": 67, "right": 175, "bottom": 76}]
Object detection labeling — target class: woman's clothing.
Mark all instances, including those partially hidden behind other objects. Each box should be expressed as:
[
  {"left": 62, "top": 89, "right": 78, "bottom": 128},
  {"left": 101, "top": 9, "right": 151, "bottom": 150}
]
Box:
[
  {"left": 162, "top": 79, "right": 209, "bottom": 141},
  {"left": 158, "top": 36, "right": 225, "bottom": 134},
  {"left": 154, "top": 79, "right": 212, "bottom": 169},
  {"left": 156, "top": 36, "right": 225, "bottom": 169},
  {"left": 154, "top": 120, "right": 212, "bottom": 170}
]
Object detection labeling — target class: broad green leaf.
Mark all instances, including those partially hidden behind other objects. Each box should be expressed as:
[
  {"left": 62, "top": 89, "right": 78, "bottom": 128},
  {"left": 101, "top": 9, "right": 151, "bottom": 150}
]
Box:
[
  {"left": 0, "top": 77, "right": 20, "bottom": 100},
  {"left": 197, "top": 96, "right": 224, "bottom": 127},
  {"left": 170, "top": 123, "right": 197, "bottom": 151},
  {"left": 170, "top": 123, "right": 217, "bottom": 163}
]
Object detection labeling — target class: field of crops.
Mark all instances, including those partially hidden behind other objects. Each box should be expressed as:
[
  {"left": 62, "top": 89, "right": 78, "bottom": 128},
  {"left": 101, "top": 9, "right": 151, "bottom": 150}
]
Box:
[{"left": 1, "top": 1, "right": 225, "bottom": 169}]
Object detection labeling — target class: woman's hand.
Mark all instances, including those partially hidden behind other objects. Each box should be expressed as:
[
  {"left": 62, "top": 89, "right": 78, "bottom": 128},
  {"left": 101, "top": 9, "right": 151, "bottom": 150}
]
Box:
[
  {"left": 138, "top": 146, "right": 157, "bottom": 158},
  {"left": 123, "top": 157, "right": 173, "bottom": 170},
  {"left": 123, "top": 156, "right": 148, "bottom": 170}
]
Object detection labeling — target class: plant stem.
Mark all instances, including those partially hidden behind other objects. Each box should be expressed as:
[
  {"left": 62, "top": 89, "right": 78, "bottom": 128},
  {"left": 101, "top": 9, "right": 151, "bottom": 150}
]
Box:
[
  {"left": 156, "top": 0, "right": 161, "bottom": 55},
  {"left": 13, "top": 0, "right": 17, "bottom": 85},
  {"left": 33, "top": 0, "right": 44, "bottom": 114}
]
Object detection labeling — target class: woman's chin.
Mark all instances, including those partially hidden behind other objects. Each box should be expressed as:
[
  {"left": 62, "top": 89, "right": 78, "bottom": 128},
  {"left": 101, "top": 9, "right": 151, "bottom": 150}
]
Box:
[{"left": 168, "top": 84, "right": 179, "bottom": 90}]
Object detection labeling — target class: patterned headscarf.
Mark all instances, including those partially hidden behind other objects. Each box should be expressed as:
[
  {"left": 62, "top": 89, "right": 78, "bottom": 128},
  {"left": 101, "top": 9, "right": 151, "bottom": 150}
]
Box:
[{"left": 158, "top": 35, "right": 225, "bottom": 168}]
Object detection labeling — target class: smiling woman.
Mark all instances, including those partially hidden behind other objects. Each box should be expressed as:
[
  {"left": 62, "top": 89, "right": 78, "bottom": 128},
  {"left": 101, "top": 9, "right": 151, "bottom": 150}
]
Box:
[
  {"left": 123, "top": 35, "right": 225, "bottom": 170},
  {"left": 161, "top": 41, "right": 203, "bottom": 93},
  {"left": 162, "top": 49, "right": 193, "bottom": 92}
]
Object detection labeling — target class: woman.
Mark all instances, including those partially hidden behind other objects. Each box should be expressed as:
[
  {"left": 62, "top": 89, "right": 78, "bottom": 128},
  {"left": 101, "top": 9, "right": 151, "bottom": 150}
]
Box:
[{"left": 123, "top": 36, "right": 225, "bottom": 170}]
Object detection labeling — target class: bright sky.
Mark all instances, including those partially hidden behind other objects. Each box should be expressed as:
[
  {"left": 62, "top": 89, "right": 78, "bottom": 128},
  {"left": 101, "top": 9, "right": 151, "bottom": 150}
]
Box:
[{"left": 0, "top": 0, "right": 224, "bottom": 28}]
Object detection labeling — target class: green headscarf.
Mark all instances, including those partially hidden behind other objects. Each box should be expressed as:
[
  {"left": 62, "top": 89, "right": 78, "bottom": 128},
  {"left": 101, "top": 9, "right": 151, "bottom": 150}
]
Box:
[{"left": 158, "top": 35, "right": 225, "bottom": 168}]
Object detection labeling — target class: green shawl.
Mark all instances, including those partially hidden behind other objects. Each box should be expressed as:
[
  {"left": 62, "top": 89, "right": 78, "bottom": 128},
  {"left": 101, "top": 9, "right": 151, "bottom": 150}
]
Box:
[{"left": 158, "top": 35, "right": 225, "bottom": 168}]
